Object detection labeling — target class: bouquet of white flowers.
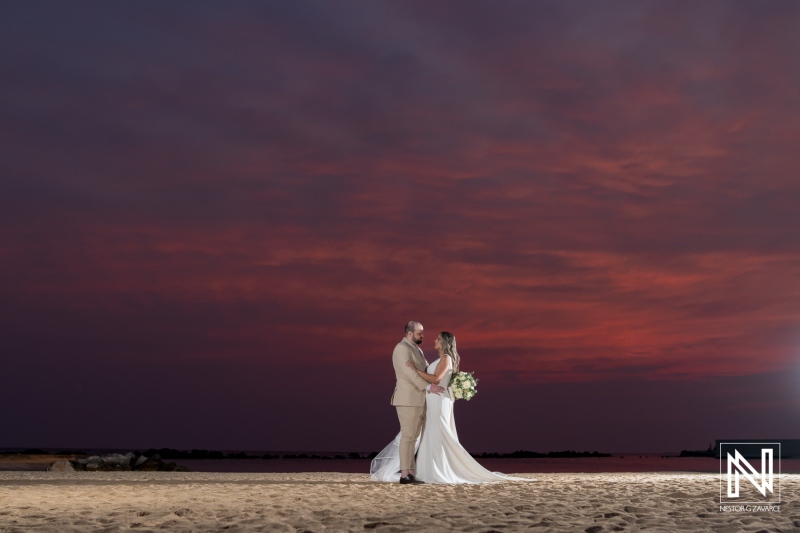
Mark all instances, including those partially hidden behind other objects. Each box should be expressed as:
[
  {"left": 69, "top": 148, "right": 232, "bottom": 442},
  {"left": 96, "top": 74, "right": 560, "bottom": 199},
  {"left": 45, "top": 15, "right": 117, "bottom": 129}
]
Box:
[{"left": 449, "top": 371, "right": 478, "bottom": 401}]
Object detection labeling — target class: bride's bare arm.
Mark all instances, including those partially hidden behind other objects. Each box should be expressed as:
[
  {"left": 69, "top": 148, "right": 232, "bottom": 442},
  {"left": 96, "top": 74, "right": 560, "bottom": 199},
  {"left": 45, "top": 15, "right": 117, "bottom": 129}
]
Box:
[
  {"left": 404, "top": 361, "right": 438, "bottom": 383},
  {"left": 405, "top": 357, "right": 450, "bottom": 384}
]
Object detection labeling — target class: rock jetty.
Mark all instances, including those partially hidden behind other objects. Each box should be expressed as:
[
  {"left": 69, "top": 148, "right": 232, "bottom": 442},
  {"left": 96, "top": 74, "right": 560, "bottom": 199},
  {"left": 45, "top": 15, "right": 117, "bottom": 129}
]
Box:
[{"left": 47, "top": 452, "right": 188, "bottom": 472}]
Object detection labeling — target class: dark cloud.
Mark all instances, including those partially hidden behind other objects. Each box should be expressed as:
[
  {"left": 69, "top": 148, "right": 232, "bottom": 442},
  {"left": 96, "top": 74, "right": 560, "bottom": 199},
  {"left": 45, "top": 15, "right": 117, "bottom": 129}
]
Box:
[{"left": 1, "top": 1, "right": 799, "bottom": 451}]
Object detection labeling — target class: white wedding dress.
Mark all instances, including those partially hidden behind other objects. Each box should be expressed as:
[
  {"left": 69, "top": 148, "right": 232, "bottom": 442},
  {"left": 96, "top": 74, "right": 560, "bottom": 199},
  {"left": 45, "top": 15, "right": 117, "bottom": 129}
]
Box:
[{"left": 371, "top": 357, "right": 529, "bottom": 484}]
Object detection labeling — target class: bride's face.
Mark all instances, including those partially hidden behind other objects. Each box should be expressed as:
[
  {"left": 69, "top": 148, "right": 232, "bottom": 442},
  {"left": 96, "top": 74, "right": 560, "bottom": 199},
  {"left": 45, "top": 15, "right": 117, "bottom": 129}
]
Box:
[{"left": 434, "top": 337, "right": 442, "bottom": 351}]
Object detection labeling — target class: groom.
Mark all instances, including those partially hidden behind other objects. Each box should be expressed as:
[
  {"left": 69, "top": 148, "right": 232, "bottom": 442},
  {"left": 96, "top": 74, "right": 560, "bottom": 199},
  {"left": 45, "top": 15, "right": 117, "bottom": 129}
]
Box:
[{"left": 391, "top": 321, "right": 445, "bottom": 484}]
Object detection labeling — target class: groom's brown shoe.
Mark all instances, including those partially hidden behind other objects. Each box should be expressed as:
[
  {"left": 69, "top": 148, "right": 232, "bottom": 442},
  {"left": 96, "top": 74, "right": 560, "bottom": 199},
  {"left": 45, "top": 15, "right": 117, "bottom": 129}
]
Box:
[{"left": 399, "top": 474, "right": 424, "bottom": 484}]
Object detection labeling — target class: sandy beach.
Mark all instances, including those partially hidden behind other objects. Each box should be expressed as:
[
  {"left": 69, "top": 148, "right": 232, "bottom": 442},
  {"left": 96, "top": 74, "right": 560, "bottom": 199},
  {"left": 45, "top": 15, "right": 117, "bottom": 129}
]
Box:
[{"left": 0, "top": 471, "right": 796, "bottom": 532}]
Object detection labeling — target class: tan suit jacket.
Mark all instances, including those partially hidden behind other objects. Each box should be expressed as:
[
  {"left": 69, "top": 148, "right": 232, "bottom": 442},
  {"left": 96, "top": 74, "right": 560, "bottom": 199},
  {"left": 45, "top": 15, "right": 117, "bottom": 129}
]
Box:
[{"left": 390, "top": 337, "right": 430, "bottom": 407}]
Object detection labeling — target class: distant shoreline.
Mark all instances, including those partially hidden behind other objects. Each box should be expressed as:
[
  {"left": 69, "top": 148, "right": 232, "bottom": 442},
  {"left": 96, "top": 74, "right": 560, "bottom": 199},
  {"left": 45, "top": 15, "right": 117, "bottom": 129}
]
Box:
[
  {"left": 5, "top": 452, "right": 800, "bottom": 474},
  {"left": 0, "top": 447, "right": 677, "bottom": 460}
]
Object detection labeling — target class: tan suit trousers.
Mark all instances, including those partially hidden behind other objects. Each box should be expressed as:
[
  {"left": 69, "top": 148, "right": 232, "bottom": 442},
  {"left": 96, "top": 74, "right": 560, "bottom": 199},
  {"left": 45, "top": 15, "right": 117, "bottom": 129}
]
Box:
[{"left": 395, "top": 405, "right": 425, "bottom": 471}]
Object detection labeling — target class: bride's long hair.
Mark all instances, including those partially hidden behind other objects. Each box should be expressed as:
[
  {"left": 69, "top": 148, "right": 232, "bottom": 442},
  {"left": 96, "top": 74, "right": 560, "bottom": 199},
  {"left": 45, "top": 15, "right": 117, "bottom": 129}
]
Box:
[{"left": 438, "top": 331, "right": 460, "bottom": 375}]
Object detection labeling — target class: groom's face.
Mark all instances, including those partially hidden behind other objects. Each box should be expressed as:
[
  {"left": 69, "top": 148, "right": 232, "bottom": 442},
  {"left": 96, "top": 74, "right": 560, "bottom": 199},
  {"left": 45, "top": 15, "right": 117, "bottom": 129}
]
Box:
[{"left": 412, "top": 326, "right": 424, "bottom": 345}]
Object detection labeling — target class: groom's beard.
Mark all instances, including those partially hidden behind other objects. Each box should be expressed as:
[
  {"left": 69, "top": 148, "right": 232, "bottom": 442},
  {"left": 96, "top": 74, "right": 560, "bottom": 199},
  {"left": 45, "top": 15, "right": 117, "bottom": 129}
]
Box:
[{"left": 414, "top": 338, "right": 423, "bottom": 344}]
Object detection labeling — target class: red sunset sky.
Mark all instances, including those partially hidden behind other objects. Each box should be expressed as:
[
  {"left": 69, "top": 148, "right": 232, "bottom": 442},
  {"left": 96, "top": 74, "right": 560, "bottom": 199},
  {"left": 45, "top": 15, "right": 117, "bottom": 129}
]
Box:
[{"left": 1, "top": 1, "right": 799, "bottom": 454}]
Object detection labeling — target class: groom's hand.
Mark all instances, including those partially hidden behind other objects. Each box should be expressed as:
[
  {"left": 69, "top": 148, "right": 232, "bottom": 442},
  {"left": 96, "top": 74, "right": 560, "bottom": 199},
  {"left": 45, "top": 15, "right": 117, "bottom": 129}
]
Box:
[{"left": 429, "top": 384, "right": 445, "bottom": 395}]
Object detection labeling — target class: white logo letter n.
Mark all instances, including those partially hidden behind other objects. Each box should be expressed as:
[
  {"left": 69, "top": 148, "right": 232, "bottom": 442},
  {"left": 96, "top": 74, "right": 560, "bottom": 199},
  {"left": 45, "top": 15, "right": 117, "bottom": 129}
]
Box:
[{"left": 727, "top": 449, "right": 774, "bottom": 498}]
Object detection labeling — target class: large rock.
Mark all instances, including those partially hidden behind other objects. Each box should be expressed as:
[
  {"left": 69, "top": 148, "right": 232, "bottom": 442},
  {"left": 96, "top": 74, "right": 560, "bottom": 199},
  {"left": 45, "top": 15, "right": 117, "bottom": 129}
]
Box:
[
  {"left": 80, "top": 456, "right": 102, "bottom": 471},
  {"left": 47, "top": 459, "right": 75, "bottom": 472},
  {"left": 75, "top": 453, "right": 134, "bottom": 471},
  {"left": 136, "top": 458, "right": 162, "bottom": 471},
  {"left": 101, "top": 453, "right": 134, "bottom": 470}
]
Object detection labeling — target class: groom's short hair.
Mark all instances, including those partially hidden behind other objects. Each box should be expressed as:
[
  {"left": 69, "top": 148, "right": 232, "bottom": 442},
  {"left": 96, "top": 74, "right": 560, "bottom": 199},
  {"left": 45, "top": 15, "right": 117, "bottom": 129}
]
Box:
[{"left": 405, "top": 321, "right": 420, "bottom": 335}]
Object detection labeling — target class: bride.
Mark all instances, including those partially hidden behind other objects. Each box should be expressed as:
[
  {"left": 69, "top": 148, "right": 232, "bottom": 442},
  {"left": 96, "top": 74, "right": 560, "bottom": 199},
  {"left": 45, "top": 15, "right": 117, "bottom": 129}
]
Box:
[{"left": 371, "top": 331, "right": 528, "bottom": 484}]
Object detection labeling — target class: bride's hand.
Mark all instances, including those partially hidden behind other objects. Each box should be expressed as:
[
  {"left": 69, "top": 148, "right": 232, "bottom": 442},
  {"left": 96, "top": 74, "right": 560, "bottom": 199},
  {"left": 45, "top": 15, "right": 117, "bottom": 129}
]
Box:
[{"left": 405, "top": 361, "right": 415, "bottom": 368}]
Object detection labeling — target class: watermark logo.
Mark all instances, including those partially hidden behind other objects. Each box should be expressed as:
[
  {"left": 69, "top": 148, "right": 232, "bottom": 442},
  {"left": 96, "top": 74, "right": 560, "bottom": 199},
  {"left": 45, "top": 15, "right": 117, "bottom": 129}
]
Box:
[
  {"left": 719, "top": 442, "right": 781, "bottom": 511},
  {"left": 727, "top": 448, "right": 772, "bottom": 497}
]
